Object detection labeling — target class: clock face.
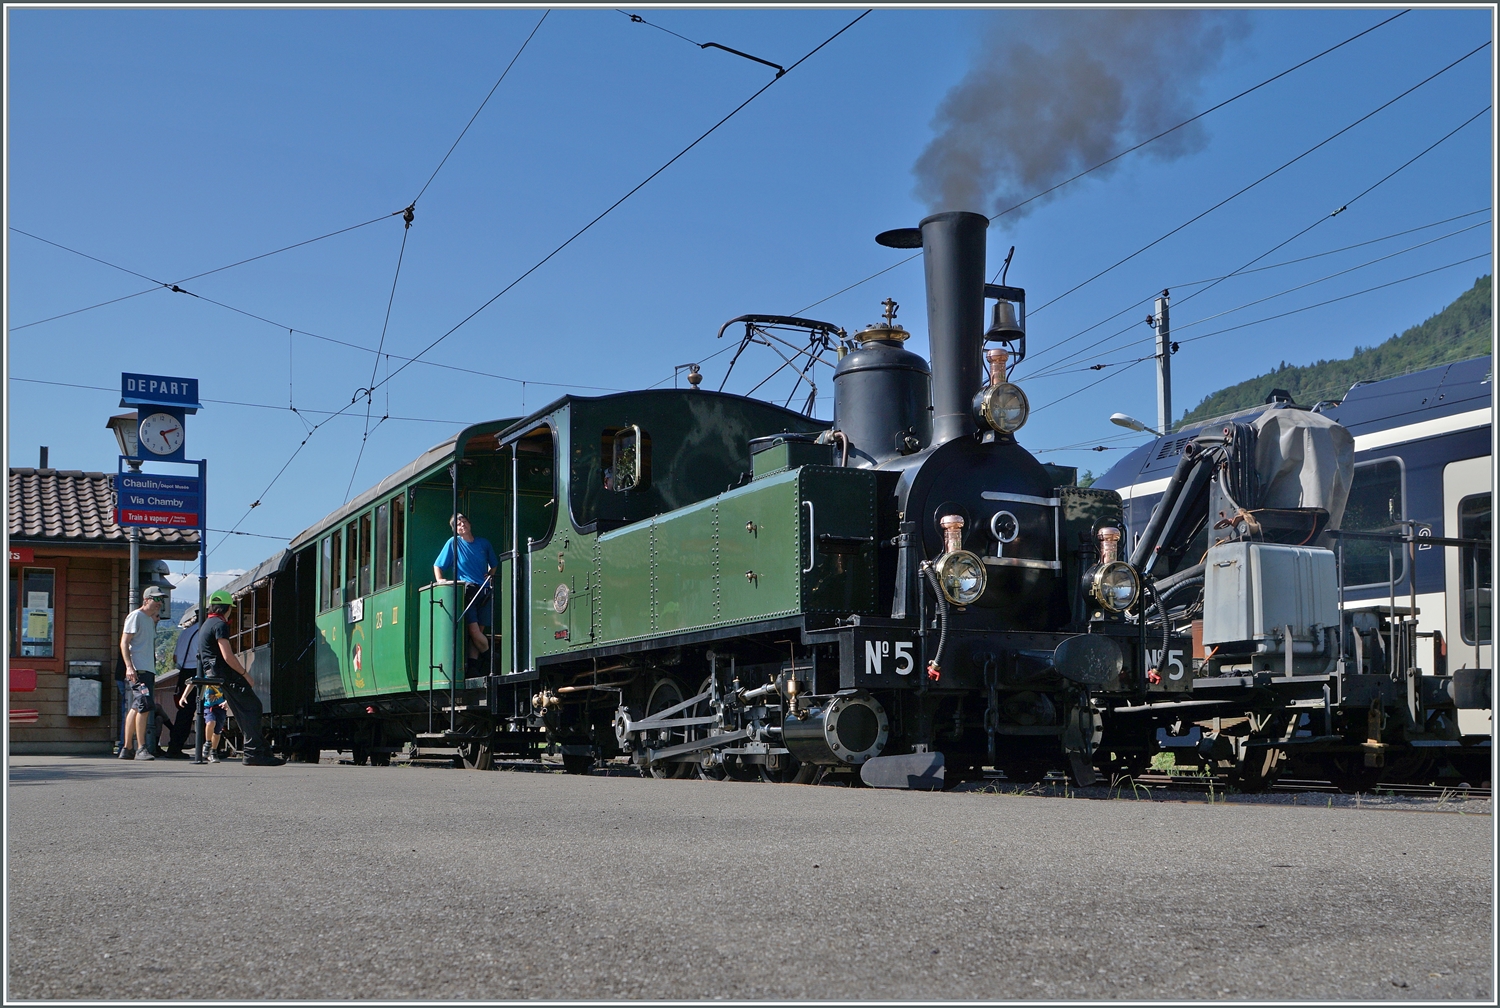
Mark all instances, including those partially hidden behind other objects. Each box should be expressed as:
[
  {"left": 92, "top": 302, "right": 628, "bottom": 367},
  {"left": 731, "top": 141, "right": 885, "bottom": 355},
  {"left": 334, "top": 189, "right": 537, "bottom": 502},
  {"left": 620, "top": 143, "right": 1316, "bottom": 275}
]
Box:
[{"left": 138, "top": 412, "right": 184, "bottom": 455}]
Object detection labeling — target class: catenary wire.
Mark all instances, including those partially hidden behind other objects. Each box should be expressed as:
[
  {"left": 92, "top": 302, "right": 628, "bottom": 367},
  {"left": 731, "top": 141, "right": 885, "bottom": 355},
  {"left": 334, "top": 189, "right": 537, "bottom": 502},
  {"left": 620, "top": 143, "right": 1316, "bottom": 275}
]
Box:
[
  {"left": 1023, "top": 218, "right": 1491, "bottom": 381},
  {"left": 1027, "top": 207, "right": 1490, "bottom": 376},
  {"left": 1027, "top": 254, "right": 1489, "bottom": 418},
  {"left": 203, "top": 11, "right": 872, "bottom": 558},
  {"left": 6, "top": 378, "right": 470, "bottom": 425},
  {"left": 5, "top": 239, "right": 625, "bottom": 392},
  {"left": 989, "top": 8, "right": 1414, "bottom": 279},
  {"left": 8, "top": 212, "right": 404, "bottom": 332},
  {"left": 781, "top": 11, "right": 1415, "bottom": 320},
  {"left": 1024, "top": 41, "right": 1491, "bottom": 319},
  {"left": 410, "top": 9, "right": 551, "bottom": 205},
  {"left": 369, "top": 9, "right": 872, "bottom": 399},
  {"left": 1161, "top": 105, "right": 1493, "bottom": 318},
  {"left": 1019, "top": 105, "right": 1492, "bottom": 377}
]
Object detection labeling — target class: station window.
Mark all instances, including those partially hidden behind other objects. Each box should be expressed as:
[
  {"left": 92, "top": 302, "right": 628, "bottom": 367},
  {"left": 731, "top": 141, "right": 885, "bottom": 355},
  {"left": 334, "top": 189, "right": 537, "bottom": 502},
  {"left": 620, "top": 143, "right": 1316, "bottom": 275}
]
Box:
[
  {"left": 604, "top": 425, "right": 651, "bottom": 492},
  {"left": 319, "top": 535, "right": 333, "bottom": 612},
  {"left": 329, "top": 528, "right": 343, "bottom": 609},
  {"left": 375, "top": 503, "right": 390, "bottom": 592},
  {"left": 391, "top": 495, "right": 405, "bottom": 585},
  {"left": 1339, "top": 458, "right": 1405, "bottom": 589},
  {"left": 12, "top": 567, "right": 56, "bottom": 658},
  {"left": 1460, "top": 493, "right": 1491, "bottom": 645},
  {"left": 357, "top": 513, "right": 373, "bottom": 599}
]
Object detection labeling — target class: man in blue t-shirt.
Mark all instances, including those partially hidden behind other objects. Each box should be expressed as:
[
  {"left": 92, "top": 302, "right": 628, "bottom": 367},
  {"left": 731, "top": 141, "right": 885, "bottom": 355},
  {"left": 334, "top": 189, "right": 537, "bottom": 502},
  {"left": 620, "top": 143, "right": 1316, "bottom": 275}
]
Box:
[{"left": 433, "top": 513, "right": 499, "bottom": 667}]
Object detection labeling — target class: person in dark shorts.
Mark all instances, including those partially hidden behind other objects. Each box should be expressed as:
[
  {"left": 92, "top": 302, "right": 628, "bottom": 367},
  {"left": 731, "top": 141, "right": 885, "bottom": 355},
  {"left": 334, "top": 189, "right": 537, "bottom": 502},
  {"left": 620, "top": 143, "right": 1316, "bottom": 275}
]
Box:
[
  {"left": 119, "top": 585, "right": 167, "bottom": 760},
  {"left": 432, "top": 513, "right": 498, "bottom": 672},
  {"left": 197, "top": 590, "right": 284, "bottom": 767}
]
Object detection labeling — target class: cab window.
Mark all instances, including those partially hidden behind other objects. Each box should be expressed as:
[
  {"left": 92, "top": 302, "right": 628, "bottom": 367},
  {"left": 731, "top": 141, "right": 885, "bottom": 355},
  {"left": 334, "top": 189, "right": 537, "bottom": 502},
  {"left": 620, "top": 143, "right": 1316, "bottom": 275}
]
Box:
[{"left": 1340, "top": 458, "right": 1405, "bottom": 588}]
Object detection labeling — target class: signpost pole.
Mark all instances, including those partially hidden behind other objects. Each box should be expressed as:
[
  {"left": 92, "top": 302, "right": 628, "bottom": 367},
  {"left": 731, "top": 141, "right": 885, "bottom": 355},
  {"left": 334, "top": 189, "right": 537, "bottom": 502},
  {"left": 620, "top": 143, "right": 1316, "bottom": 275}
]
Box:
[{"left": 194, "top": 458, "right": 208, "bottom": 764}]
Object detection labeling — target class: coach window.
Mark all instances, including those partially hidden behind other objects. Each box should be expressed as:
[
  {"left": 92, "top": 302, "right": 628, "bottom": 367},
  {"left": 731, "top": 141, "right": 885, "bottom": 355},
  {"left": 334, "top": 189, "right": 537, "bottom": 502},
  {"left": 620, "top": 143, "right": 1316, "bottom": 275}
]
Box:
[
  {"left": 320, "top": 535, "right": 333, "bottom": 611},
  {"left": 1459, "top": 493, "right": 1491, "bottom": 644},
  {"left": 1340, "top": 458, "right": 1406, "bottom": 589},
  {"left": 233, "top": 592, "right": 252, "bottom": 652},
  {"left": 330, "top": 528, "right": 343, "bottom": 608},
  {"left": 375, "top": 503, "right": 390, "bottom": 592},
  {"left": 14, "top": 567, "right": 56, "bottom": 658},
  {"left": 254, "top": 584, "right": 272, "bottom": 648},
  {"left": 345, "top": 520, "right": 358, "bottom": 602},
  {"left": 357, "top": 513, "right": 373, "bottom": 599},
  {"left": 391, "top": 495, "right": 406, "bottom": 584}
]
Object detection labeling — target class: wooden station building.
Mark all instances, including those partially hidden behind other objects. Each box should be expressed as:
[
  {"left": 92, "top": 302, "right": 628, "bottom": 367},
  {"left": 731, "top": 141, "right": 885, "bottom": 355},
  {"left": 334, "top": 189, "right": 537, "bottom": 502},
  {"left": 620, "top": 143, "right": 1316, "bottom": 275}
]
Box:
[{"left": 8, "top": 465, "right": 199, "bottom": 755}]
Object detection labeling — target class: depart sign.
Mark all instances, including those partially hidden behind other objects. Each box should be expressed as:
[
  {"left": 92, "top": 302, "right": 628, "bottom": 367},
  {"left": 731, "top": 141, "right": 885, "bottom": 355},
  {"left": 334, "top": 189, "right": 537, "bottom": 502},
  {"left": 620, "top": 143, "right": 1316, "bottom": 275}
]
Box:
[{"left": 120, "top": 373, "right": 202, "bottom": 412}]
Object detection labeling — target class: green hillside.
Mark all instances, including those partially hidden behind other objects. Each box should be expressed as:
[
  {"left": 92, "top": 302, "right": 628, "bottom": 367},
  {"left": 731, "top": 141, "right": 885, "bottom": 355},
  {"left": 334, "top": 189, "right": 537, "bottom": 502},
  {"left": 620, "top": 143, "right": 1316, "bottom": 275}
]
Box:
[{"left": 1177, "top": 274, "right": 1492, "bottom": 428}]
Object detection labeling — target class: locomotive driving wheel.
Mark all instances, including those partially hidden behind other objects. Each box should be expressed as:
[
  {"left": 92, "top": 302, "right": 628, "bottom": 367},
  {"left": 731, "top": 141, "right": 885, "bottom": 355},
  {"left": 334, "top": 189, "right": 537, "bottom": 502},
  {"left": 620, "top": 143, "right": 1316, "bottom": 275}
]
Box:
[
  {"left": 458, "top": 740, "right": 494, "bottom": 771},
  {"left": 644, "top": 678, "right": 694, "bottom": 779},
  {"left": 691, "top": 677, "right": 727, "bottom": 781},
  {"left": 1323, "top": 753, "right": 1384, "bottom": 793}
]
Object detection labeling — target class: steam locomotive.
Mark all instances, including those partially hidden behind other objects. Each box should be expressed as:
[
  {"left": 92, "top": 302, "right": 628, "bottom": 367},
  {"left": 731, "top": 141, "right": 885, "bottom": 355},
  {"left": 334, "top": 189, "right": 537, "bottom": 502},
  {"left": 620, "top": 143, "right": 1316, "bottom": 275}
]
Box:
[{"left": 209, "top": 210, "right": 1485, "bottom": 791}]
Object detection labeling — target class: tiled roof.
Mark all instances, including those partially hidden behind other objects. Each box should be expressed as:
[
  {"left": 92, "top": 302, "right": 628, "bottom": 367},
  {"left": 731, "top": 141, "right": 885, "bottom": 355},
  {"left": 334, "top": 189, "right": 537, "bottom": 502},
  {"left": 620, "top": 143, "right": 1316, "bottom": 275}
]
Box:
[{"left": 8, "top": 468, "right": 200, "bottom": 546}]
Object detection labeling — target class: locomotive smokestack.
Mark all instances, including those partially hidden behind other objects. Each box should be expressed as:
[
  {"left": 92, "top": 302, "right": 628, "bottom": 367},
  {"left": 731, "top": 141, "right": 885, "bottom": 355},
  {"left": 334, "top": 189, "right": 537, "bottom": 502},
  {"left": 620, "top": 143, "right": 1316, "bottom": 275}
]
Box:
[{"left": 919, "top": 211, "right": 989, "bottom": 445}]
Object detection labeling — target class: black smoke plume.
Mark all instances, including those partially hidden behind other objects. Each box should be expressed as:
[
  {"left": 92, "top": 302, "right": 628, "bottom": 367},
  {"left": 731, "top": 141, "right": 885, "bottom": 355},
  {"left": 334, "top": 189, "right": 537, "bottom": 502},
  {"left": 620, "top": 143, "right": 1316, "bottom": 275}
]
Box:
[{"left": 914, "top": 9, "right": 1249, "bottom": 220}]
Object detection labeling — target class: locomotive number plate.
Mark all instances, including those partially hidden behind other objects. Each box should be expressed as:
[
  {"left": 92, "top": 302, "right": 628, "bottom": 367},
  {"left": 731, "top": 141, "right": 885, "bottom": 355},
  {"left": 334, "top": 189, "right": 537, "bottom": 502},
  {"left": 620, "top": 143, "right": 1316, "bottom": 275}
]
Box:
[{"left": 838, "top": 630, "right": 923, "bottom": 689}]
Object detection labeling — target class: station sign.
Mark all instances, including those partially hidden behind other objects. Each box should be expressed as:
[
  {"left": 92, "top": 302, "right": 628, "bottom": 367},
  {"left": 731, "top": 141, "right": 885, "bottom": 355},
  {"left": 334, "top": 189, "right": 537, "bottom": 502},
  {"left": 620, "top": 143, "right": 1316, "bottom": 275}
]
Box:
[
  {"left": 9, "top": 547, "right": 35, "bottom": 564},
  {"left": 115, "top": 472, "right": 202, "bottom": 528},
  {"left": 120, "top": 373, "right": 202, "bottom": 412}
]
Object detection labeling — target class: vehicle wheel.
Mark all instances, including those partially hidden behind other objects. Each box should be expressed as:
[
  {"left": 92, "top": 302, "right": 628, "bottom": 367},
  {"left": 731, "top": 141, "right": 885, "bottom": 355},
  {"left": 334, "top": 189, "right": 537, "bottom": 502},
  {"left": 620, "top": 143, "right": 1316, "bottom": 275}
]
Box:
[
  {"left": 790, "top": 762, "right": 823, "bottom": 785},
  {"left": 1381, "top": 752, "right": 1434, "bottom": 785},
  {"left": 722, "top": 755, "right": 761, "bottom": 781},
  {"left": 562, "top": 754, "right": 593, "bottom": 775},
  {"left": 294, "top": 745, "right": 321, "bottom": 765},
  {"left": 1230, "top": 748, "right": 1283, "bottom": 793},
  {"left": 1324, "top": 754, "right": 1383, "bottom": 793},
  {"left": 645, "top": 678, "right": 694, "bottom": 779},
  {"left": 760, "top": 756, "right": 808, "bottom": 783},
  {"left": 692, "top": 677, "right": 727, "bottom": 780},
  {"left": 370, "top": 751, "right": 391, "bottom": 767},
  {"left": 350, "top": 744, "right": 370, "bottom": 767},
  {"left": 1447, "top": 753, "right": 1491, "bottom": 788},
  {"left": 1000, "top": 761, "right": 1051, "bottom": 784},
  {"left": 459, "top": 741, "right": 493, "bottom": 771}
]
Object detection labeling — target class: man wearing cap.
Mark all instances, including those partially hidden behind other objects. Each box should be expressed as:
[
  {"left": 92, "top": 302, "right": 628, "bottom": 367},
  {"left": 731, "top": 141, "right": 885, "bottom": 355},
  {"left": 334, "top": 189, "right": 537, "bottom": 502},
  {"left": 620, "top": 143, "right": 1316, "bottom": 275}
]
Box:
[
  {"left": 197, "top": 590, "right": 284, "bottom": 766},
  {"left": 119, "top": 586, "right": 167, "bottom": 760}
]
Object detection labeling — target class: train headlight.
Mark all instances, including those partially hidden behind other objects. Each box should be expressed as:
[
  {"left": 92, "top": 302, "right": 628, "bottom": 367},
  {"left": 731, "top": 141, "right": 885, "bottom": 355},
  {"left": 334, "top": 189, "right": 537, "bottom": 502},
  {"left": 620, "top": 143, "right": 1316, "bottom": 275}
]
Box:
[
  {"left": 1090, "top": 561, "right": 1140, "bottom": 613},
  {"left": 935, "top": 550, "right": 987, "bottom": 606},
  {"left": 974, "top": 381, "right": 1030, "bottom": 434}
]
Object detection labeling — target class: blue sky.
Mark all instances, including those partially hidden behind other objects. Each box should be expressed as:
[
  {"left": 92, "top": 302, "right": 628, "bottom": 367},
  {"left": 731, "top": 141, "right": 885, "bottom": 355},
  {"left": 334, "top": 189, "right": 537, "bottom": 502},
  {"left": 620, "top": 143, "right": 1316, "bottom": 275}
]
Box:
[{"left": 6, "top": 5, "right": 1494, "bottom": 587}]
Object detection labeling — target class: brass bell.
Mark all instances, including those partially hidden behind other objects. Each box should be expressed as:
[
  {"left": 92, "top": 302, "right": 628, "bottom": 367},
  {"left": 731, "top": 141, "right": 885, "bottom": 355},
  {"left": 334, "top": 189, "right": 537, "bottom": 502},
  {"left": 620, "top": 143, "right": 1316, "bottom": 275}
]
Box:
[{"left": 985, "top": 299, "right": 1024, "bottom": 342}]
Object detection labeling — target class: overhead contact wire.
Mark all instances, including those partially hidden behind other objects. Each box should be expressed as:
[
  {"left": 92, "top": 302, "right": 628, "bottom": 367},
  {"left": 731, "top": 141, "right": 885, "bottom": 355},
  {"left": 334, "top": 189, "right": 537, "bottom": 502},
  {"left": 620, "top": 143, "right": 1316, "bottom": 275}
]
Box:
[
  {"left": 786, "top": 10, "right": 1415, "bottom": 317},
  {"left": 1026, "top": 40, "right": 1491, "bottom": 318},
  {"left": 1020, "top": 102, "right": 1492, "bottom": 377},
  {"left": 371, "top": 9, "right": 872, "bottom": 397},
  {"left": 411, "top": 10, "right": 551, "bottom": 205},
  {"left": 9, "top": 211, "right": 403, "bottom": 331}
]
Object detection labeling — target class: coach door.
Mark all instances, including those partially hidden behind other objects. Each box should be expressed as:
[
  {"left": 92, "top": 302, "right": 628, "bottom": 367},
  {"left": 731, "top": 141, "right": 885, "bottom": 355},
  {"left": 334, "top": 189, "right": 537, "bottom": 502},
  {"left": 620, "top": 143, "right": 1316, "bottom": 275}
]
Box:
[{"left": 1443, "top": 457, "right": 1491, "bottom": 735}]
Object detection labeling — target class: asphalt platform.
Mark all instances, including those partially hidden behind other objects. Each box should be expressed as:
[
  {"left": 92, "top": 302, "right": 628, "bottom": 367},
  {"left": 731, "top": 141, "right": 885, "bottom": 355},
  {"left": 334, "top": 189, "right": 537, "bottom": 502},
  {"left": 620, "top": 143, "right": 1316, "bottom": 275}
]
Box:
[{"left": 7, "top": 756, "right": 1493, "bottom": 1001}]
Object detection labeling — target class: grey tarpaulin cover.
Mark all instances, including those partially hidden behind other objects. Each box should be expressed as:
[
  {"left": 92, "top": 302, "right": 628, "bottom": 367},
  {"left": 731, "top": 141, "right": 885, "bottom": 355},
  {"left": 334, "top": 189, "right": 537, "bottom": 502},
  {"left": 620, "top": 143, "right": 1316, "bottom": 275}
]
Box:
[{"left": 1252, "top": 407, "right": 1354, "bottom": 530}]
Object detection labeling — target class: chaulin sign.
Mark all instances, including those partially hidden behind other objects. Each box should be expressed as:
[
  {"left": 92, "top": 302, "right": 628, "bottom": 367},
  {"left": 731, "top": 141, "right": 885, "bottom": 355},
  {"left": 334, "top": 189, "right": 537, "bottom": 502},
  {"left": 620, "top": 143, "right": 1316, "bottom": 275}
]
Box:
[{"left": 115, "top": 472, "right": 201, "bottom": 528}]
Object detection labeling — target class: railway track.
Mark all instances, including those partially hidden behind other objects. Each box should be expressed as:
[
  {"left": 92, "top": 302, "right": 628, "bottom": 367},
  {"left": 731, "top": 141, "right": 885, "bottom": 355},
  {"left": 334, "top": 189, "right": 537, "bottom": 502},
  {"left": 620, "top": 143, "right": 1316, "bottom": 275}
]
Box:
[{"left": 1130, "top": 773, "right": 1491, "bottom": 799}]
